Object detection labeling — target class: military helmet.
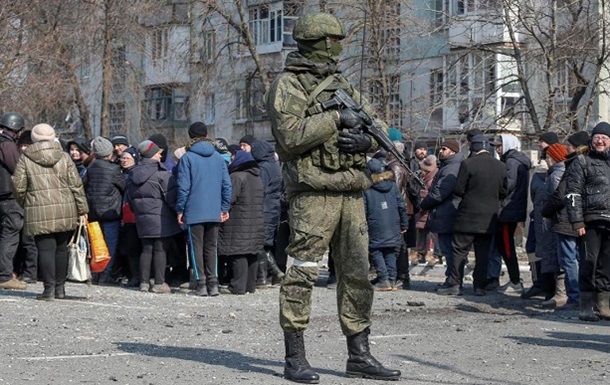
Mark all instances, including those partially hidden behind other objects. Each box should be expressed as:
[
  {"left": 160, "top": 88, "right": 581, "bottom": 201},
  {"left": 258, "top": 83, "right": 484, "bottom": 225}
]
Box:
[
  {"left": 0, "top": 112, "right": 25, "bottom": 132},
  {"left": 293, "top": 12, "right": 345, "bottom": 41}
]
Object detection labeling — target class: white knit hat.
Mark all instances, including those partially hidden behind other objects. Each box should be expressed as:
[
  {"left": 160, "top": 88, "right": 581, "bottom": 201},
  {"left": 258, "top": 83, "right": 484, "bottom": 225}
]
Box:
[{"left": 31, "top": 124, "right": 56, "bottom": 143}]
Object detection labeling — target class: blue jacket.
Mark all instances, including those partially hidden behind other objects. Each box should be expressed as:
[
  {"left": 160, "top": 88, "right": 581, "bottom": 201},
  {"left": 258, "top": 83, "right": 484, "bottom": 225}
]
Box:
[
  {"left": 363, "top": 171, "right": 408, "bottom": 249},
  {"left": 176, "top": 140, "right": 231, "bottom": 224}
]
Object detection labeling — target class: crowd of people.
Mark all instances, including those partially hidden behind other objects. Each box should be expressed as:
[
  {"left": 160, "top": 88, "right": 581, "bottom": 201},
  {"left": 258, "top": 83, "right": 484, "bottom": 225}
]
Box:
[
  {"left": 0, "top": 114, "right": 286, "bottom": 300},
  {"left": 1, "top": 112, "right": 610, "bottom": 324}
]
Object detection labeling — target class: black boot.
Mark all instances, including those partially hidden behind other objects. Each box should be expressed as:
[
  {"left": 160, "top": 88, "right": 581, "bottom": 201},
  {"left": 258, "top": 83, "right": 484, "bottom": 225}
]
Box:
[
  {"left": 36, "top": 284, "right": 55, "bottom": 301},
  {"left": 55, "top": 284, "right": 65, "bottom": 299},
  {"left": 284, "top": 331, "right": 319, "bottom": 384},
  {"left": 266, "top": 250, "right": 285, "bottom": 280},
  {"left": 256, "top": 253, "right": 268, "bottom": 288},
  {"left": 346, "top": 328, "right": 401, "bottom": 381}
]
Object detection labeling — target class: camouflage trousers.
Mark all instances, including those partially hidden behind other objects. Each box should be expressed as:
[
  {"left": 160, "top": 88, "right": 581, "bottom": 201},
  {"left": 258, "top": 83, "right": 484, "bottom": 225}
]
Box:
[{"left": 279, "top": 191, "right": 373, "bottom": 337}]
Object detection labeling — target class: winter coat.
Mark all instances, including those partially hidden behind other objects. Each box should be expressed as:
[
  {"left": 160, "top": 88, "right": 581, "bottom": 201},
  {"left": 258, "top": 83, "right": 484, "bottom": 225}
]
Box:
[
  {"left": 453, "top": 152, "right": 507, "bottom": 234},
  {"left": 542, "top": 155, "right": 579, "bottom": 236},
  {"left": 420, "top": 152, "right": 464, "bottom": 234},
  {"left": 176, "top": 140, "right": 231, "bottom": 225},
  {"left": 0, "top": 131, "right": 20, "bottom": 199},
  {"left": 217, "top": 152, "right": 265, "bottom": 256},
  {"left": 126, "top": 158, "right": 181, "bottom": 238},
  {"left": 565, "top": 149, "right": 610, "bottom": 228},
  {"left": 84, "top": 158, "right": 124, "bottom": 222},
  {"left": 530, "top": 165, "right": 559, "bottom": 273},
  {"left": 363, "top": 171, "right": 408, "bottom": 249},
  {"left": 251, "top": 140, "right": 283, "bottom": 248},
  {"left": 12, "top": 140, "right": 88, "bottom": 236},
  {"left": 416, "top": 168, "right": 438, "bottom": 229},
  {"left": 386, "top": 159, "right": 415, "bottom": 215},
  {"left": 266, "top": 51, "right": 380, "bottom": 196},
  {"left": 499, "top": 149, "right": 532, "bottom": 222}
]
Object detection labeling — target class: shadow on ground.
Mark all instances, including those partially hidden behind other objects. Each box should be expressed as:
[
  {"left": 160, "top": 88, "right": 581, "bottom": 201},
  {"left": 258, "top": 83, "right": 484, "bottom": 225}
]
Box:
[
  {"left": 506, "top": 331, "right": 610, "bottom": 353},
  {"left": 114, "top": 342, "right": 345, "bottom": 379}
]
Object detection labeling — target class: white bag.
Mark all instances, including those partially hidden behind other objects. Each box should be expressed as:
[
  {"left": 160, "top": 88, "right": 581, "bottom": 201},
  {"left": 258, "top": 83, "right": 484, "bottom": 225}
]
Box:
[{"left": 67, "top": 217, "right": 91, "bottom": 282}]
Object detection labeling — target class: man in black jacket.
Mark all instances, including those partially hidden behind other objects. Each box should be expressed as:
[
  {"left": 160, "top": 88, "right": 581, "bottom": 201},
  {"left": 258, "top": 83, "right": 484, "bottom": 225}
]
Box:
[
  {"left": 0, "top": 112, "right": 27, "bottom": 290},
  {"left": 438, "top": 135, "right": 507, "bottom": 296},
  {"left": 565, "top": 122, "right": 610, "bottom": 321},
  {"left": 420, "top": 140, "right": 465, "bottom": 278}
]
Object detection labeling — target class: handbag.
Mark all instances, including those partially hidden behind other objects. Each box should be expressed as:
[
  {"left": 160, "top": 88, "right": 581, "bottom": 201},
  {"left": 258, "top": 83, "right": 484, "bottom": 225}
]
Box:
[
  {"left": 67, "top": 217, "right": 91, "bottom": 282},
  {"left": 87, "top": 220, "right": 111, "bottom": 273}
]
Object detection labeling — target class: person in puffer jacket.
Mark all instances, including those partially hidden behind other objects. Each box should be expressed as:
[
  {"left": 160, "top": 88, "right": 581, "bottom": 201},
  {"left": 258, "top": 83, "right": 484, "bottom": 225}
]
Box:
[
  {"left": 565, "top": 122, "right": 610, "bottom": 322},
  {"left": 12, "top": 124, "right": 89, "bottom": 300},
  {"left": 363, "top": 158, "right": 408, "bottom": 291},
  {"left": 127, "top": 140, "right": 181, "bottom": 294},
  {"left": 490, "top": 133, "right": 531, "bottom": 293},
  {"left": 84, "top": 136, "right": 125, "bottom": 284}
]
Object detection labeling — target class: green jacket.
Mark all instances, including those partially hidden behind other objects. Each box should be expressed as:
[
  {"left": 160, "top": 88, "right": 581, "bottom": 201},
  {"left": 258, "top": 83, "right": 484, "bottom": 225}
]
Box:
[
  {"left": 12, "top": 141, "right": 88, "bottom": 236},
  {"left": 266, "top": 52, "right": 386, "bottom": 195}
]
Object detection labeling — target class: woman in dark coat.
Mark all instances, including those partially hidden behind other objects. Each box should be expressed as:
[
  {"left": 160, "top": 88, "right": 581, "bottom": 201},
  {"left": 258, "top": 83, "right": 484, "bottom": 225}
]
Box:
[
  {"left": 218, "top": 151, "right": 265, "bottom": 294},
  {"left": 126, "top": 141, "right": 181, "bottom": 294}
]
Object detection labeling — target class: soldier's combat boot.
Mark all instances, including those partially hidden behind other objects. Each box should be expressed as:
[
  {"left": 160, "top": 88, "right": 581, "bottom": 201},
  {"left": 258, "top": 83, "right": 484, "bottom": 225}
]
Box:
[
  {"left": 284, "top": 331, "right": 319, "bottom": 384},
  {"left": 596, "top": 292, "right": 610, "bottom": 320},
  {"left": 345, "top": 328, "right": 401, "bottom": 381}
]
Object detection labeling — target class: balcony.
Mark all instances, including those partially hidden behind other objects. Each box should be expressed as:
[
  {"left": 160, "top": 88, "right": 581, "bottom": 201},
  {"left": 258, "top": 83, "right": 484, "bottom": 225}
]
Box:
[{"left": 448, "top": 15, "right": 520, "bottom": 48}]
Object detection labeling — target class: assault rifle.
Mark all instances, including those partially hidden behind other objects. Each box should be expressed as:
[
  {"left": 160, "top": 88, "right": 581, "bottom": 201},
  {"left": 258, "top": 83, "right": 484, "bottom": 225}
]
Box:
[{"left": 321, "top": 88, "right": 426, "bottom": 189}]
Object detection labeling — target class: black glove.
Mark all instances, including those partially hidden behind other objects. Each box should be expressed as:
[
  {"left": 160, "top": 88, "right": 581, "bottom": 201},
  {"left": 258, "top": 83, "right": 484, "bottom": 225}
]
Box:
[
  {"left": 338, "top": 108, "right": 367, "bottom": 131},
  {"left": 337, "top": 130, "right": 372, "bottom": 153}
]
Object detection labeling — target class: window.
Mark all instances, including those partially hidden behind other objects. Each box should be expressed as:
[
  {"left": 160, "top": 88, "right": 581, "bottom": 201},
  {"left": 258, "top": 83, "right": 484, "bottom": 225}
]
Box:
[
  {"left": 388, "top": 75, "right": 402, "bottom": 128},
  {"left": 202, "top": 30, "right": 216, "bottom": 63},
  {"left": 111, "top": 46, "right": 126, "bottom": 94},
  {"left": 235, "top": 90, "right": 247, "bottom": 121},
  {"left": 109, "top": 103, "right": 125, "bottom": 136},
  {"left": 283, "top": 1, "right": 301, "bottom": 46},
  {"left": 553, "top": 60, "right": 576, "bottom": 100},
  {"left": 152, "top": 28, "right": 169, "bottom": 60},
  {"left": 204, "top": 94, "right": 215, "bottom": 125},
  {"left": 453, "top": 0, "right": 498, "bottom": 15},
  {"left": 145, "top": 85, "right": 189, "bottom": 122},
  {"left": 430, "top": 69, "right": 444, "bottom": 106},
  {"left": 249, "top": 5, "right": 283, "bottom": 46}
]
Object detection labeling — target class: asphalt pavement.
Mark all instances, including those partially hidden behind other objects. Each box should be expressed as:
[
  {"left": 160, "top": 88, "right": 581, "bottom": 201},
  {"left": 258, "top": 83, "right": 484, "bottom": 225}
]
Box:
[{"left": 1, "top": 264, "right": 609, "bottom": 385}]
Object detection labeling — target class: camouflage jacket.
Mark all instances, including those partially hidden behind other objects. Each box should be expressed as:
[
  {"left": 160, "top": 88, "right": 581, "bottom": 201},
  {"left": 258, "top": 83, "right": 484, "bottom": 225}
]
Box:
[{"left": 266, "top": 52, "right": 386, "bottom": 195}]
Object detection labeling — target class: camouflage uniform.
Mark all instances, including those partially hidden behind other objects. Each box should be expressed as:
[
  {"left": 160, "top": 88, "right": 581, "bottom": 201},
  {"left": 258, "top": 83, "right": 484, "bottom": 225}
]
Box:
[{"left": 266, "top": 43, "right": 387, "bottom": 338}]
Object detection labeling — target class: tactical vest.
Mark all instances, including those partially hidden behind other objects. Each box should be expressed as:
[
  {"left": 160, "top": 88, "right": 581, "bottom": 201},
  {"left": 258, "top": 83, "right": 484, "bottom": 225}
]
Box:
[{"left": 295, "top": 72, "right": 367, "bottom": 171}]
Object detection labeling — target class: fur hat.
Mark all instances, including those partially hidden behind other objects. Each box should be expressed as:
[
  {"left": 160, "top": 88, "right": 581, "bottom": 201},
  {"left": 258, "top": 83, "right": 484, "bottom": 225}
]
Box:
[
  {"left": 441, "top": 139, "right": 460, "bottom": 153},
  {"left": 31, "top": 124, "right": 56, "bottom": 143},
  {"left": 92, "top": 137, "right": 113, "bottom": 158},
  {"left": 420, "top": 155, "right": 438, "bottom": 172},
  {"left": 567, "top": 131, "right": 590, "bottom": 147},
  {"left": 539, "top": 132, "right": 559, "bottom": 146},
  {"left": 470, "top": 134, "right": 490, "bottom": 153},
  {"left": 188, "top": 122, "right": 208, "bottom": 139},
  {"left": 546, "top": 143, "right": 568, "bottom": 162},
  {"left": 591, "top": 121, "right": 610, "bottom": 138},
  {"left": 138, "top": 140, "right": 161, "bottom": 158}
]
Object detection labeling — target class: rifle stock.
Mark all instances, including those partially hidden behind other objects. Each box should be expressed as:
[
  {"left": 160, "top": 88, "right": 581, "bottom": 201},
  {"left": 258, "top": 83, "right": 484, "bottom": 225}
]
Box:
[{"left": 326, "top": 89, "right": 426, "bottom": 189}]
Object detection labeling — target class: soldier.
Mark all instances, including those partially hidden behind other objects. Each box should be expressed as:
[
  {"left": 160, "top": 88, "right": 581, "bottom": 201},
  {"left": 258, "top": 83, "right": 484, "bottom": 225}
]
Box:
[
  {"left": 266, "top": 12, "right": 401, "bottom": 383},
  {"left": 0, "top": 112, "right": 27, "bottom": 290}
]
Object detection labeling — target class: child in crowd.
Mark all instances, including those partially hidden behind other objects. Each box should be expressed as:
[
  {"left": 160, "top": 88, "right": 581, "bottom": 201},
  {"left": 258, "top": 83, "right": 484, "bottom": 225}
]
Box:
[{"left": 363, "top": 158, "right": 409, "bottom": 291}]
